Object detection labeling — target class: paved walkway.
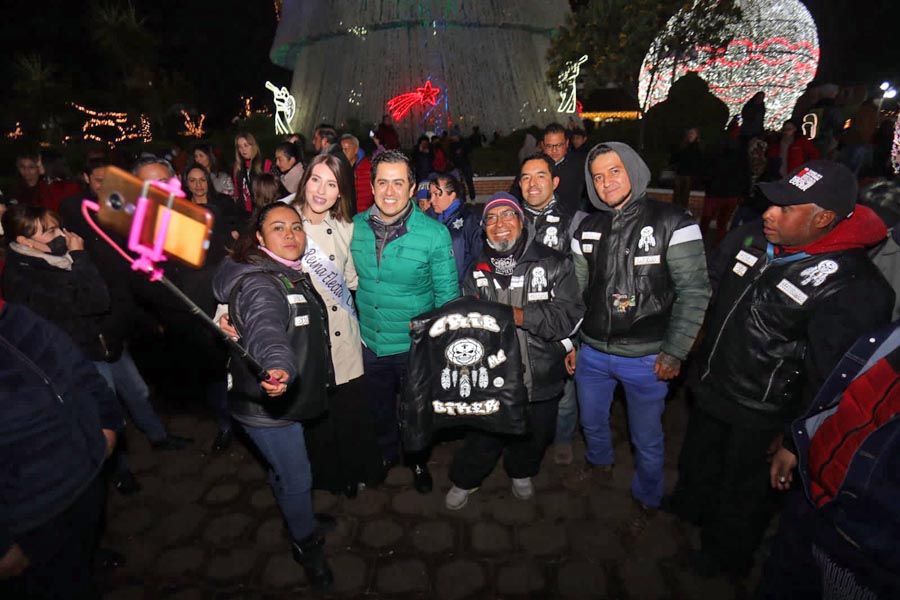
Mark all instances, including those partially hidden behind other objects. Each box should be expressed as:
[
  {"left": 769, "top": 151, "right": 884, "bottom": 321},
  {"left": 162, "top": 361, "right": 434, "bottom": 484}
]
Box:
[{"left": 100, "top": 389, "right": 767, "bottom": 599}]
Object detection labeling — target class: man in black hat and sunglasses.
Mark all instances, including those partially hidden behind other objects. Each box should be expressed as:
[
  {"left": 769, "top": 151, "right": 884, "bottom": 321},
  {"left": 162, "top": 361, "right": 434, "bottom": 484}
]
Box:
[{"left": 665, "top": 160, "right": 895, "bottom": 577}]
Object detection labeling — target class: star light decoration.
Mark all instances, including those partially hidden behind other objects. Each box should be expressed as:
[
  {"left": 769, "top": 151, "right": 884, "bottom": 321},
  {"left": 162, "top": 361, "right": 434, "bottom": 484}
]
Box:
[
  {"left": 557, "top": 55, "right": 588, "bottom": 113},
  {"left": 638, "top": 0, "right": 820, "bottom": 129},
  {"left": 72, "top": 103, "right": 152, "bottom": 147},
  {"left": 387, "top": 81, "right": 441, "bottom": 122}
]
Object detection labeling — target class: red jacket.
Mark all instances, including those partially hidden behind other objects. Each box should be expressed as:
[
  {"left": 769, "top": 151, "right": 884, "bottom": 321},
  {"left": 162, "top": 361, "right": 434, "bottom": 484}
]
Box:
[
  {"left": 354, "top": 155, "right": 374, "bottom": 213},
  {"left": 767, "top": 135, "right": 820, "bottom": 174}
]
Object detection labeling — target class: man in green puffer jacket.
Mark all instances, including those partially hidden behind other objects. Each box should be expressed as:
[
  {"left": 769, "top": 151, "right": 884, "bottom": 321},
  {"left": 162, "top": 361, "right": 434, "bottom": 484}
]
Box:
[{"left": 351, "top": 150, "right": 459, "bottom": 493}]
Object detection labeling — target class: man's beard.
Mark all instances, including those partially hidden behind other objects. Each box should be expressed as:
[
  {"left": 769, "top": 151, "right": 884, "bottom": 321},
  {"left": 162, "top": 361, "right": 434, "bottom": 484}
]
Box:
[{"left": 486, "top": 237, "right": 516, "bottom": 252}]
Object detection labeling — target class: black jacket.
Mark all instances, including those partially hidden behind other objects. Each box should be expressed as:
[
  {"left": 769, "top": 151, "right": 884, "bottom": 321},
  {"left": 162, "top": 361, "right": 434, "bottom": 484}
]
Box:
[
  {"left": 213, "top": 256, "right": 333, "bottom": 423},
  {"left": 462, "top": 228, "right": 585, "bottom": 402},
  {"left": 574, "top": 195, "right": 710, "bottom": 358},
  {"left": 404, "top": 297, "right": 529, "bottom": 452},
  {"left": 1, "top": 248, "right": 115, "bottom": 361},
  {"left": 554, "top": 153, "right": 587, "bottom": 213},
  {"left": 523, "top": 198, "right": 586, "bottom": 255},
  {"left": 697, "top": 221, "right": 894, "bottom": 426},
  {"left": 0, "top": 301, "right": 122, "bottom": 557}
]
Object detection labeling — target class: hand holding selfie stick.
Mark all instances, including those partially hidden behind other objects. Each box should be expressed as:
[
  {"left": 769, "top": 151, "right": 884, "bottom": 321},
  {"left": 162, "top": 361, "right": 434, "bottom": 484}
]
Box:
[{"left": 80, "top": 190, "right": 273, "bottom": 383}]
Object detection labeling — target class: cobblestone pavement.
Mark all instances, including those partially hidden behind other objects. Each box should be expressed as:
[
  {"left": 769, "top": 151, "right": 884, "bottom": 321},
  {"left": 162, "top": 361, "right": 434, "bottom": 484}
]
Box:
[{"left": 100, "top": 390, "right": 769, "bottom": 599}]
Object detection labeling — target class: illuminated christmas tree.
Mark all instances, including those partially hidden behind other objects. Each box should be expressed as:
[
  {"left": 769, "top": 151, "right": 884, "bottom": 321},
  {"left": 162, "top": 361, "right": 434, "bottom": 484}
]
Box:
[
  {"left": 638, "top": 0, "right": 819, "bottom": 130},
  {"left": 270, "top": 1, "right": 570, "bottom": 142}
]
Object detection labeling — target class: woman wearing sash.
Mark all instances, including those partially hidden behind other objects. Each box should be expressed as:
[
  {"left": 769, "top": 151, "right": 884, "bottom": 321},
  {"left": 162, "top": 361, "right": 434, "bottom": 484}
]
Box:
[{"left": 292, "top": 154, "right": 383, "bottom": 497}]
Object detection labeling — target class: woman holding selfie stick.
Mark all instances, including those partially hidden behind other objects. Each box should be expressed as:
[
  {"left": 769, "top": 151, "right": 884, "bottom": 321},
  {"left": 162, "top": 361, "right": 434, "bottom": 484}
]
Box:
[
  {"left": 291, "top": 153, "right": 383, "bottom": 497},
  {"left": 213, "top": 202, "right": 333, "bottom": 591}
]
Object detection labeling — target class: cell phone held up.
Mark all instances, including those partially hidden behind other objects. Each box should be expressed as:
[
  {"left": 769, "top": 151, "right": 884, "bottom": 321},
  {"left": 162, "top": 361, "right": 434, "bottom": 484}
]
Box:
[{"left": 96, "top": 166, "right": 214, "bottom": 268}]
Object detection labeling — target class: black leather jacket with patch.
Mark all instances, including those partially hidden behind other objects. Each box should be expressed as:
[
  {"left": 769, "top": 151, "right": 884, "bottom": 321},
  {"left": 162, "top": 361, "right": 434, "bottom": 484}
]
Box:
[
  {"left": 523, "top": 199, "right": 586, "bottom": 255},
  {"left": 463, "top": 230, "right": 585, "bottom": 402},
  {"left": 699, "top": 227, "right": 894, "bottom": 421},
  {"left": 573, "top": 195, "right": 709, "bottom": 357},
  {"left": 404, "top": 297, "right": 528, "bottom": 452}
]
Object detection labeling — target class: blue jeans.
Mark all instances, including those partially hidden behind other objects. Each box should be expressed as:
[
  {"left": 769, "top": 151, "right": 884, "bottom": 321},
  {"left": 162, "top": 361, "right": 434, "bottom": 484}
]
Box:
[
  {"left": 241, "top": 422, "right": 316, "bottom": 542},
  {"left": 575, "top": 346, "right": 668, "bottom": 507},
  {"left": 554, "top": 376, "right": 579, "bottom": 443},
  {"left": 94, "top": 349, "right": 167, "bottom": 442}
]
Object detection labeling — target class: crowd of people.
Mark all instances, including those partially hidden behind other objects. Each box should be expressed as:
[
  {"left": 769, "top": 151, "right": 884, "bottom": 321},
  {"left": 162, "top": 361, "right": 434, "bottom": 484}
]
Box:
[{"left": 1, "top": 109, "right": 899, "bottom": 599}]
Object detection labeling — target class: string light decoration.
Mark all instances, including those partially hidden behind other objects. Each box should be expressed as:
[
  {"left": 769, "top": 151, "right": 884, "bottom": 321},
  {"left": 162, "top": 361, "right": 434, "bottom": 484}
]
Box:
[
  {"left": 72, "top": 103, "right": 152, "bottom": 147},
  {"left": 557, "top": 55, "right": 588, "bottom": 113},
  {"left": 892, "top": 117, "right": 900, "bottom": 175},
  {"left": 580, "top": 110, "right": 642, "bottom": 123},
  {"left": 180, "top": 111, "right": 207, "bottom": 138},
  {"left": 265, "top": 81, "right": 297, "bottom": 134},
  {"left": 387, "top": 80, "right": 441, "bottom": 122},
  {"left": 270, "top": 1, "right": 569, "bottom": 143},
  {"left": 6, "top": 122, "right": 23, "bottom": 139},
  {"left": 638, "top": 0, "right": 819, "bottom": 129},
  {"left": 234, "top": 96, "right": 271, "bottom": 122}
]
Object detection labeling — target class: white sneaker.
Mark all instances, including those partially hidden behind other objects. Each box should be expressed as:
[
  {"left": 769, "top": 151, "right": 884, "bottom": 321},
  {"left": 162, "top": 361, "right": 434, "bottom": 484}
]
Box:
[
  {"left": 445, "top": 485, "right": 477, "bottom": 510},
  {"left": 511, "top": 477, "right": 534, "bottom": 500}
]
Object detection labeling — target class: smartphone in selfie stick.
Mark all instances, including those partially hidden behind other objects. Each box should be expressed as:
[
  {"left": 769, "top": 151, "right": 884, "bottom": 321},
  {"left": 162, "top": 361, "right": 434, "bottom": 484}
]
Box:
[{"left": 85, "top": 167, "right": 272, "bottom": 383}]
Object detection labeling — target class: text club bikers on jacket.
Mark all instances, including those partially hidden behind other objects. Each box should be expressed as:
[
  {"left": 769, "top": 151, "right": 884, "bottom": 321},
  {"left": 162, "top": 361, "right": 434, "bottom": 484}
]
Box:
[{"left": 428, "top": 312, "right": 508, "bottom": 416}]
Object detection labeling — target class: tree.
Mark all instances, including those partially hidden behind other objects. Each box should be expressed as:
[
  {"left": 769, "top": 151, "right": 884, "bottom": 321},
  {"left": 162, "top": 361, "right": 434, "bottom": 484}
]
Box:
[
  {"left": 547, "top": 0, "right": 740, "bottom": 102},
  {"left": 547, "top": 0, "right": 741, "bottom": 147}
]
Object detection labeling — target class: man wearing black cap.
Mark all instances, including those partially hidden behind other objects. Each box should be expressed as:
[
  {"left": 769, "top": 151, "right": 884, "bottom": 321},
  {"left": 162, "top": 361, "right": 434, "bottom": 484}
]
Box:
[{"left": 665, "top": 160, "right": 895, "bottom": 578}]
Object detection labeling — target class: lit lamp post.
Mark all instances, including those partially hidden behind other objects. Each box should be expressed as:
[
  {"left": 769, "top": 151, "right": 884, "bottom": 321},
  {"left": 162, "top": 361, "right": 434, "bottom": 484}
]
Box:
[{"left": 879, "top": 81, "right": 897, "bottom": 113}]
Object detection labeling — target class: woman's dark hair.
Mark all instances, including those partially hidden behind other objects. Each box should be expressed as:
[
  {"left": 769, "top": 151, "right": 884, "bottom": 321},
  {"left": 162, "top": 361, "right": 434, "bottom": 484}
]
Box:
[
  {"left": 231, "top": 202, "right": 302, "bottom": 263},
  {"left": 433, "top": 172, "right": 463, "bottom": 198},
  {"left": 293, "top": 154, "right": 354, "bottom": 223},
  {"left": 251, "top": 173, "right": 282, "bottom": 209},
  {"left": 275, "top": 141, "right": 304, "bottom": 166},
  {"left": 192, "top": 143, "right": 221, "bottom": 174},
  {"left": 182, "top": 165, "right": 216, "bottom": 202},
  {"left": 2, "top": 204, "right": 60, "bottom": 246}
]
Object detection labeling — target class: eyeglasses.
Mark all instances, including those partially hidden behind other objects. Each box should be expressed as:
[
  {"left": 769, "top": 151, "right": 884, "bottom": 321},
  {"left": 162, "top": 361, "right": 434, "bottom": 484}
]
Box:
[
  {"left": 543, "top": 142, "right": 567, "bottom": 151},
  {"left": 483, "top": 210, "right": 519, "bottom": 226}
]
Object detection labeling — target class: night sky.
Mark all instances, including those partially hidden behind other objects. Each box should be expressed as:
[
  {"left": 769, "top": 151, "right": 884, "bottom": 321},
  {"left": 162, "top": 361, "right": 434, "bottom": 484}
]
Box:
[{"left": 1, "top": 0, "right": 896, "bottom": 127}]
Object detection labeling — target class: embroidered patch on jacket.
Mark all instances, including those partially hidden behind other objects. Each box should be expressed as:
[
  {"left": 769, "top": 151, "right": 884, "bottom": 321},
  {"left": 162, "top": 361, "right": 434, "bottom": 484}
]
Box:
[
  {"left": 612, "top": 293, "right": 636, "bottom": 313},
  {"left": 528, "top": 292, "right": 549, "bottom": 301},
  {"left": 776, "top": 279, "right": 809, "bottom": 305},
  {"left": 582, "top": 231, "right": 602, "bottom": 240},
  {"left": 735, "top": 250, "right": 758, "bottom": 267},
  {"left": 732, "top": 262, "right": 748, "bottom": 276},
  {"left": 530, "top": 267, "right": 547, "bottom": 291},
  {"left": 638, "top": 226, "right": 656, "bottom": 252},
  {"left": 542, "top": 227, "right": 559, "bottom": 248},
  {"left": 452, "top": 217, "right": 464, "bottom": 230},
  {"left": 799, "top": 260, "right": 838, "bottom": 287},
  {"left": 546, "top": 214, "right": 560, "bottom": 223},
  {"left": 510, "top": 275, "right": 525, "bottom": 289},
  {"left": 294, "top": 315, "right": 310, "bottom": 326},
  {"left": 634, "top": 255, "right": 661, "bottom": 266},
  {"left": 582, "top": 243, "right": 594, "bottom": 253}
]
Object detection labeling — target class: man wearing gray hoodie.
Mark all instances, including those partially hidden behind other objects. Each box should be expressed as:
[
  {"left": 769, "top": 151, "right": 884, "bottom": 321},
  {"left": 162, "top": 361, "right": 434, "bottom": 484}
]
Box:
[{"left": 563, "top": 142, "right": 710, "bottom": 533}]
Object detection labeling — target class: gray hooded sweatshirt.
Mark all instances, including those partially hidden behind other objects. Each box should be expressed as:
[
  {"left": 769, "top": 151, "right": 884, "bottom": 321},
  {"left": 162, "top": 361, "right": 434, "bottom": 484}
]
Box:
[{"left": 572, "top": 142, "right": 711, "bottom": 360}]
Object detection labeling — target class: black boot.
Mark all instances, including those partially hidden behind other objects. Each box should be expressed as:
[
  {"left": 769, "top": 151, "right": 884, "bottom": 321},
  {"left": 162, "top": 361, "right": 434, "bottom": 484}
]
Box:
[{"left": 291, "top": 533, "right": 333, "bottom": 592}]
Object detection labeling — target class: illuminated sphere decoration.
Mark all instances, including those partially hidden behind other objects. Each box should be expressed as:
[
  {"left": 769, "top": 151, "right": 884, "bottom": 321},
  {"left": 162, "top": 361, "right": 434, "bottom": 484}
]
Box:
[
  {"left": 638, "top": 0, "right": 820, "bottom": 130},
  {"left": 270, "top": 1, "right": 569, "bottom": 143}
]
